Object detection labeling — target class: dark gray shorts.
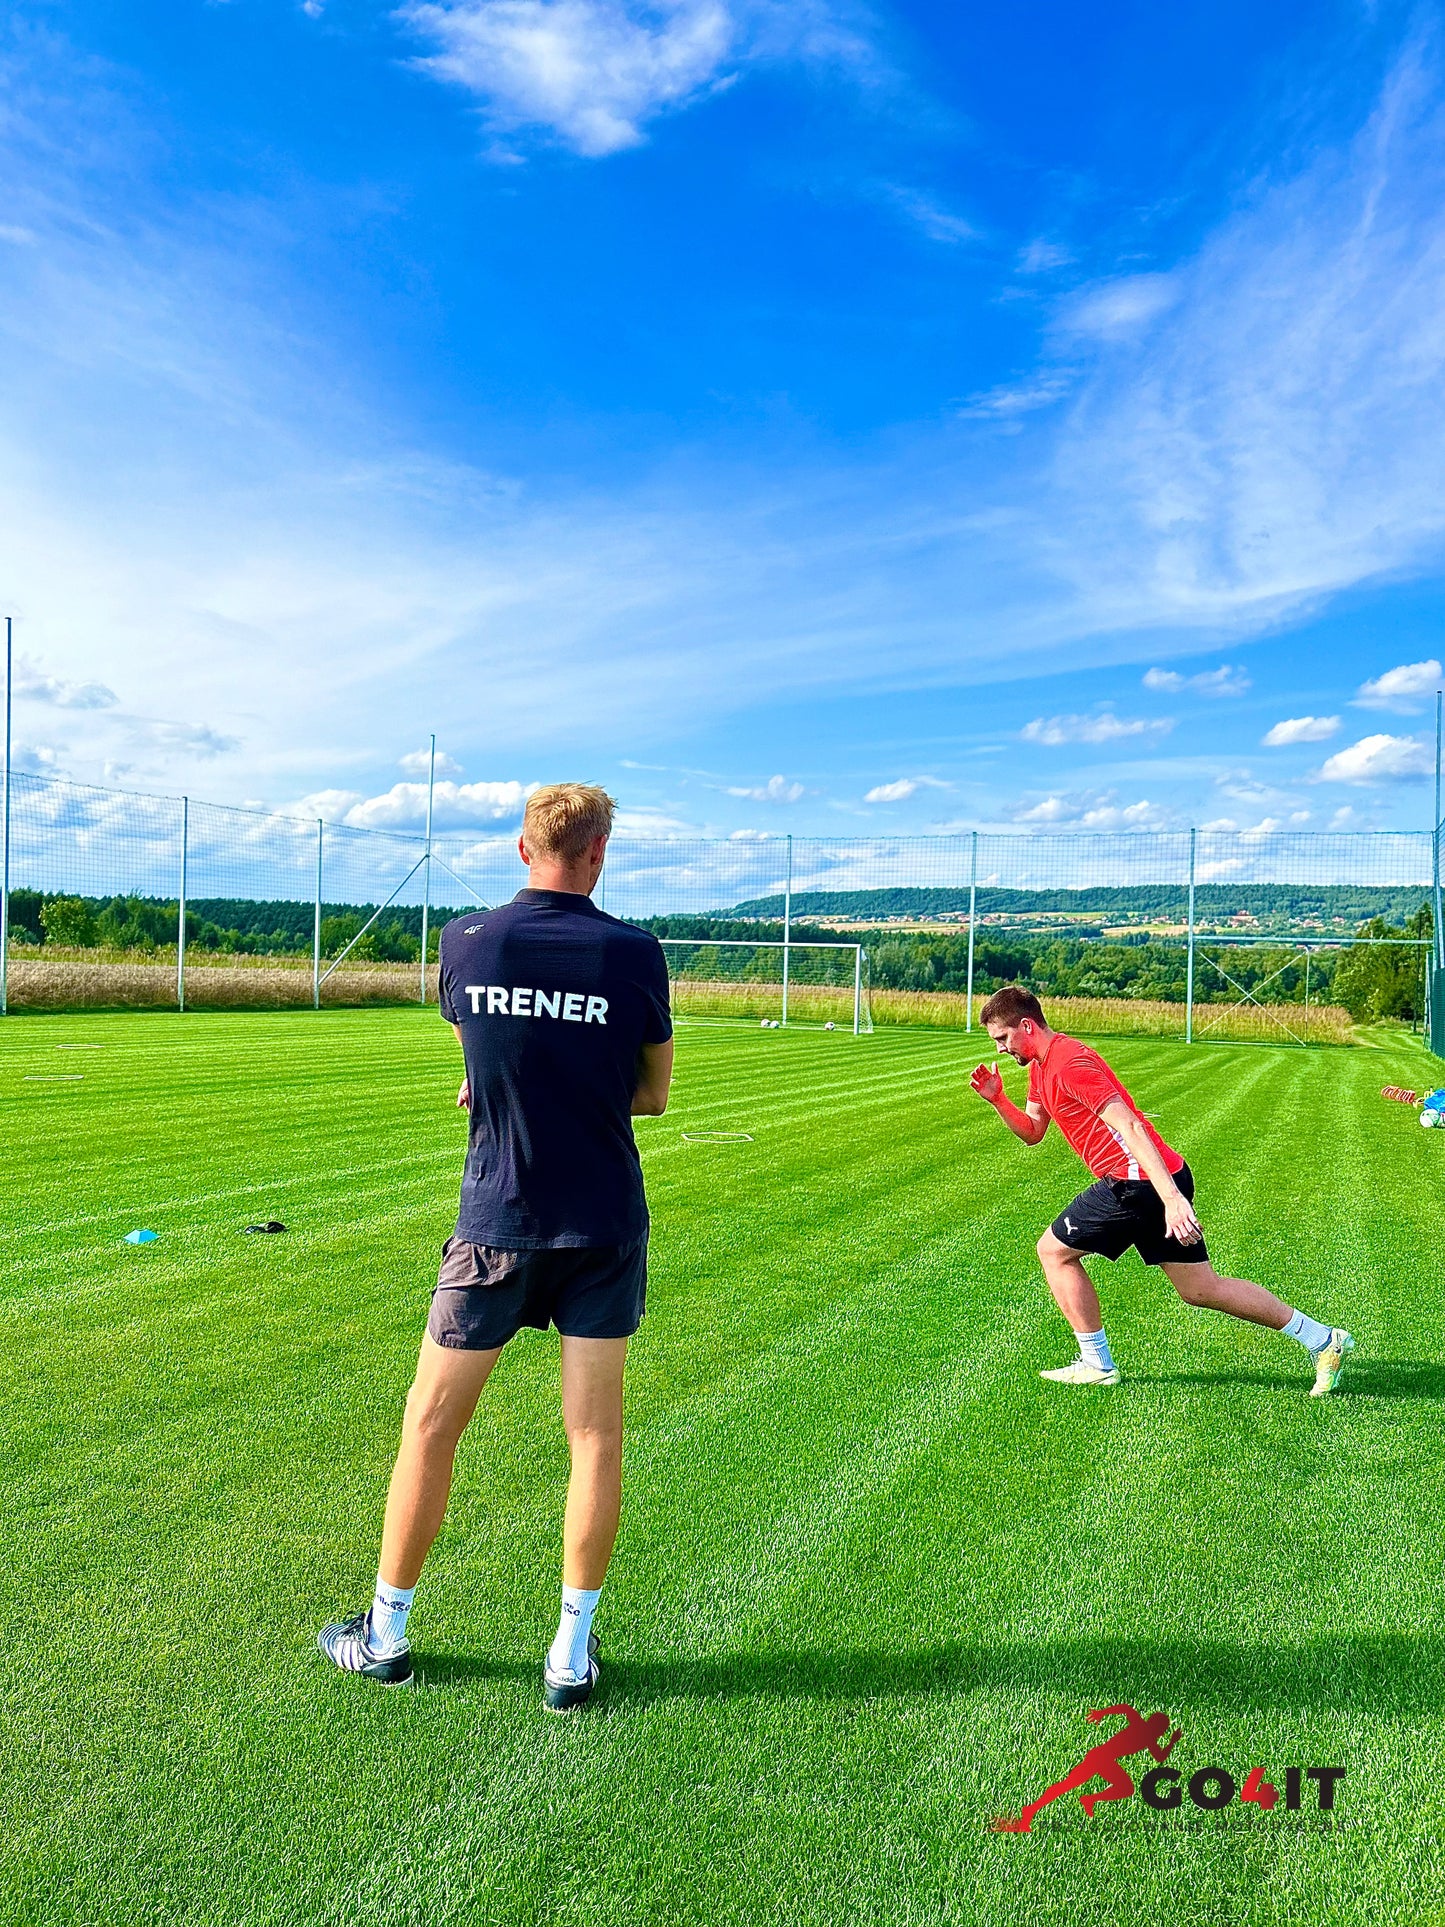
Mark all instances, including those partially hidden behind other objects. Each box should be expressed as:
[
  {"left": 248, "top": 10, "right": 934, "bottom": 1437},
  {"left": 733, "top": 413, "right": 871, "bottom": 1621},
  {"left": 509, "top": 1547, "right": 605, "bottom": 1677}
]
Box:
[{"left": 427, "top": 1236, "right": 648, "bottom": 1351}]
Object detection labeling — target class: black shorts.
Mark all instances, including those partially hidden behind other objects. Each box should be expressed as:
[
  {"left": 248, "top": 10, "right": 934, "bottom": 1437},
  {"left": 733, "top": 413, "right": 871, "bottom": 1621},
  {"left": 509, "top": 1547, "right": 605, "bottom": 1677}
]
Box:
[
  {"left": 428, "top": 1236, "right": 647, "bottom": 1351},
  {"left": 1050, "top": 1162, "right": 1209, "bottom": 1268}
]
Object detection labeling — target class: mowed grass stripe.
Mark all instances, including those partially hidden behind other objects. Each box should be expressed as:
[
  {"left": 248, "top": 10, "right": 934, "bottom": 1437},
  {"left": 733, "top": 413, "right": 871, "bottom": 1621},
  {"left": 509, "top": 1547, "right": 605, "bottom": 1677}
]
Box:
[{"left": 2, "top": 1009, "right": 1443, "bottom": 1927}]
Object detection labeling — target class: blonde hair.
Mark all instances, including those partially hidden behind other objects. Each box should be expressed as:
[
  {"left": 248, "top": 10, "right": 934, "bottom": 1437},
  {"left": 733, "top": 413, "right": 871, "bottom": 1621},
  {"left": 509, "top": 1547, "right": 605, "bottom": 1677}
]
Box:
[{"left": 522, "top": 783, "right": 617, "bottom": 862}]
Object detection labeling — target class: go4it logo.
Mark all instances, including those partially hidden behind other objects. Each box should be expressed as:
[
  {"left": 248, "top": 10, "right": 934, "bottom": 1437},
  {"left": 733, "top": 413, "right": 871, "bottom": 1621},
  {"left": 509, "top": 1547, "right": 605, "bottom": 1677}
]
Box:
[{"left": 991, "top": 1704, "right": 1345, "bottom": 1832}]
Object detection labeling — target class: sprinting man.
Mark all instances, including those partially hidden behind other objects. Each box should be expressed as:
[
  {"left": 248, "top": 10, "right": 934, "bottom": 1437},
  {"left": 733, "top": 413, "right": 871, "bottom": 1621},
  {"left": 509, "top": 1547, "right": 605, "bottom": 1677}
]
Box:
[
  {"left": 319, "top": 784, "right": 674, "bottom": 1707},
  {"left": 969, "top": 985, "right": 1352, "bottom": 1393},
  {"left": 992, "top": 1705, "right": 1182, "bottom": 1832}
]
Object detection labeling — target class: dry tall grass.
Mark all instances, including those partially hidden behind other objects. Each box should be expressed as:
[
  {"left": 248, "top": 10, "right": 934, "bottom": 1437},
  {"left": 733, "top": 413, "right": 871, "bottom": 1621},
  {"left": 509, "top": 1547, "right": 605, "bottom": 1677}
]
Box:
[
  {"left": 671, "top": 978, "right": 1355, "bottom": 1045},
  {"left": 7, "top": 958, "right": 439, "bottom": 1011},
  {"left": 7, "top": 956, "right": 1356, "bottom": 1044}
]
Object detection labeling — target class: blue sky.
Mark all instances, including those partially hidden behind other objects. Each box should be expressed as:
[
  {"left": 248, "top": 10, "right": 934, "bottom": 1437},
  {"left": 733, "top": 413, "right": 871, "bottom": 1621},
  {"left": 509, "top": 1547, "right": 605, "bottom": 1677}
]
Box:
[{"left": 4, "top": 0, "right": 1445, "bottom": 841}]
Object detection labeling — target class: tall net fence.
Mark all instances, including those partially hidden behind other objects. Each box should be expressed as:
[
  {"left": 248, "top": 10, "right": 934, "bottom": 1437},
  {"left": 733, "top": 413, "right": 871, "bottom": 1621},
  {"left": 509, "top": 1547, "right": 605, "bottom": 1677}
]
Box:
[{"left": 1, "top": 772, "right": 1438, "bottom": 1045}]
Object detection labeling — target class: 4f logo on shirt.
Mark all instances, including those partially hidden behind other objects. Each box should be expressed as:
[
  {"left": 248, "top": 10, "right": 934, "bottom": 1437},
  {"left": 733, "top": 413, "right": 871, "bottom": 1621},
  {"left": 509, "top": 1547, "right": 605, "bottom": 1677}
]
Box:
[
  {"left": 463, "top": 984, "right": 608, "bottom": 1024},
  {"left": 992, "top": 1705, "right": 1345, "bottom": 1831}
]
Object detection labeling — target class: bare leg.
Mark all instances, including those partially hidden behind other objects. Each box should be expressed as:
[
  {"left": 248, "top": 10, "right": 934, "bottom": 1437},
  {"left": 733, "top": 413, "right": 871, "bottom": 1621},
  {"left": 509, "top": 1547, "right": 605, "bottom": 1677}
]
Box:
[
  {"left": 1037, "top": 1229, "right": 1104, "bottom": 1333},
  {"left": 559, "top": 1335, "right": 629, "bottom": 1590},
  {"left": 378, "top": 1334, "right": 501, "bottom": 1589},
  {"left": 1160, "top": 1260, "right": 1291, "bottom": 1329}
]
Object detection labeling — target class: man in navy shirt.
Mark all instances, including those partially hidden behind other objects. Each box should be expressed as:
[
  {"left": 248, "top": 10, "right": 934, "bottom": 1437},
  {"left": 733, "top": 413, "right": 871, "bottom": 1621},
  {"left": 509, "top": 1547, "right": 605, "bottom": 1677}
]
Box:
[{"left": 320, "top": 784, "right": 673, "bottom": 1707}]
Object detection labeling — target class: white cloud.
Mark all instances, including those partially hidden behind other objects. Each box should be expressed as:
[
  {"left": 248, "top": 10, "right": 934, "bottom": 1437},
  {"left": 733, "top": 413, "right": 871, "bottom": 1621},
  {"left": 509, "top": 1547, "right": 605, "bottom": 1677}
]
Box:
[
  {"left": 862, "top": 775, "right": 948, "bottom": 803},
  {"left": 397, "top": 0, "right": 872, "bottom": 158},
  {"left": 399, "top": 746, "right": 464, "bottom": 777},
  {"left": 1020, "top": 712, "right": 1173, "bottom": 746},
  {"left": 14, "top": 657, "right": 118, "bottom": 709},
  {"left": 131, "top": 720, "right": 240, "bottom": 756},
  {"left": 1314, "top": 732, "right": 1433, "bottom": 784},
  {"left": 350, "top": 777, "right": 532, "bottom": 827},
  {"left": 14, "top": 742, "right": 64, "bottom": 773},
  {"left": 9, "top": 36, "right": 1445, "bottom": 825},
  {"left": 1354, "top": 658, "right": 1443, "bottom": 710},
  {"left": 1142, "top": 664, "right": 1250, "bottom": 698},
  {"left": 1262, "top": 714, "right": 1340, "bottom": 745},
  {"left": 1008, "top": 790, "right": 1169, "bottom": 830},
  {"left": 293, "top": 778, "right": 533, "bottom": 827},
  {"left": 1059, "top": 274, "right": 1179, "bottom": 340},
  {"left": 726, "top": 773, "right": 805, "bottom": 803}
]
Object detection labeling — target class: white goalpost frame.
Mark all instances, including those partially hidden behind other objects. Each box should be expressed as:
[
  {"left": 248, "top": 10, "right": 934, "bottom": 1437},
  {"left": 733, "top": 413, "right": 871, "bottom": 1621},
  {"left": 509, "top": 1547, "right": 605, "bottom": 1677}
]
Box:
[{"left": 657, "top": 935, "right": 870, "bottom": 1035}]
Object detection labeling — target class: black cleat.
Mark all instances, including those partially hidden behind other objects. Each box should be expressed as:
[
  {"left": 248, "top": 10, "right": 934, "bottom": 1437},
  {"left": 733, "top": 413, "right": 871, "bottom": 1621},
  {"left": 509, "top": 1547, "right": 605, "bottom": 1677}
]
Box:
[
  {"left": 318, "top": 1609, "right": 415, "bottom": 1686},
  {"left": 543, "top": 1632, "right": 600, "bottom": 1712}
]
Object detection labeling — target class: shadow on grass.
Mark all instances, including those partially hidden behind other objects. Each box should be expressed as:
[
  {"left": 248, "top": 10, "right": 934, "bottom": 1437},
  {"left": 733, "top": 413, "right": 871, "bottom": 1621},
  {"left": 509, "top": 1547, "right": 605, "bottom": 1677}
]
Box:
[
  {"left": 420, "top": 1633, "right": 1445, "bottom": 1712},
  {"left": 1130, "top": 1361, "right": 1445, "bottom": 1401}
]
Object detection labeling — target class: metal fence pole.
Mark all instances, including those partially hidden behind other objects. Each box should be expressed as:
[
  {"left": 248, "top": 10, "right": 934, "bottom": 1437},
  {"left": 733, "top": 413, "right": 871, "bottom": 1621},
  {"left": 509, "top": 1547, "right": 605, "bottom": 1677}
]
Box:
[
  {"left": 1303, "top": 944, "right": 1310, "bottom": 1047},
  {"left": 176, "top": 796, "right": 189, "bottom": 1012},
  {"left": 0, "top": 617, "right": 11, "bottom": 1018},
  {"left": 782, "top": 834, "right": 792, "bottom": 1026},
  {"left": 852, "top": 944, "right": 862, "bottom": 1036},
  {"left": 1185, "top": 827, "right": 1197, "bottom": 1045},
  {"left": 965, "top": 829, "right": 978, "bottom": 1032},
  {"left": 1434, "top": 692, "right": 1443, "bottom": 971},
  {"left": 420, "top": 734, "right": 435, "bottom": 1005},
  {"left": 312, "top": 819, "right": 323, "bottom": 1011}
]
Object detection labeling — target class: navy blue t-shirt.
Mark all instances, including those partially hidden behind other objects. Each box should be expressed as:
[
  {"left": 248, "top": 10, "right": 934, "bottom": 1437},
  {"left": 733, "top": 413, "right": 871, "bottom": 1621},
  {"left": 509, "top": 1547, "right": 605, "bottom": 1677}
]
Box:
[{"left": 437, "top": 890, "right": 672, "bottom": 1249}]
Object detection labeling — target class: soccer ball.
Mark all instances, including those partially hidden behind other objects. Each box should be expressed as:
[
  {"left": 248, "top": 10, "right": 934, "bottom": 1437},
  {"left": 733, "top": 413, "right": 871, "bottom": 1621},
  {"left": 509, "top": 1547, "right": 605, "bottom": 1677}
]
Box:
[
  {"left": 823, "top": 1021, "right": 836, "bottom": 1031},
  {"left": 760, "top": 1018, "right": 770, "bottom": 1029},
  {"left": 1422, "top": 1109, "right": 1439, "bottom": 1129}
]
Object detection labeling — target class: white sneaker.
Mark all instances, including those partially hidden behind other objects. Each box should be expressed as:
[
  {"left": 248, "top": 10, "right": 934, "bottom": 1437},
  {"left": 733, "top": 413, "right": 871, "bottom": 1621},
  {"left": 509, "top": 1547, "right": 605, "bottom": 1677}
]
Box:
[{"left": 1039, "top": 1357, "right": 1121, "bottom": 1387}]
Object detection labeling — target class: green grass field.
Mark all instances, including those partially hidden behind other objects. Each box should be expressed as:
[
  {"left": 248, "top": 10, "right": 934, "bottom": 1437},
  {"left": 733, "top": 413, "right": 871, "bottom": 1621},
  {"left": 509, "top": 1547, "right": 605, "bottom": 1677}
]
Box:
[{"left": 4, "top": 1008, "right": 1445, "bottom": 1927}]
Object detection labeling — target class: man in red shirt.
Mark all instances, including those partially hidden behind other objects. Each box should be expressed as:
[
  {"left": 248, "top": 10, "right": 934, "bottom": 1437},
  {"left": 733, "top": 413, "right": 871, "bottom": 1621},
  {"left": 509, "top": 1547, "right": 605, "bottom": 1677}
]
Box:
[{"left": 970, "top": 985, "right": 1352, "bottom": 1393}]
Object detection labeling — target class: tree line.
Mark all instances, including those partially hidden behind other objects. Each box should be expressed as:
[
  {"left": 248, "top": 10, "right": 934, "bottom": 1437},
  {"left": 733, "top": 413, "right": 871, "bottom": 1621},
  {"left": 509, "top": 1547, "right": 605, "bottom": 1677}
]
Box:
[
  {"left": 7, "top": 892, "right": 1433, "bottom": 1023},
  {"left": 5, "top": 891, "right": 469, "bottom": 964}
]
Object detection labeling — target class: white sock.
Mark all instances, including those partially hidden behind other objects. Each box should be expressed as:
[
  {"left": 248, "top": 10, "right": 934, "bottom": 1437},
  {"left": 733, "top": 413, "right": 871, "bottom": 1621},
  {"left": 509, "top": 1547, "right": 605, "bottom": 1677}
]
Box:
[
  {"left": 1281, "top": 1308, "right": 1332, "bottom": 1355},
  {"left": 548, "top": 1585, "right": 601, "bottom": 1679},
  {"left": 1076, "top": 1328, "right": 1116, "bottom": 1372},
  {"left": 369, "top": 1576, "right": 416, "bottom": 1655}
]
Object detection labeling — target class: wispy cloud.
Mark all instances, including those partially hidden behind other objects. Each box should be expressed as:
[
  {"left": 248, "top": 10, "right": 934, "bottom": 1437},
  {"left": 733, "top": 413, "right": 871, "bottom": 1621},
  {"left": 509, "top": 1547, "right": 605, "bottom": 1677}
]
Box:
[
  {"left": 1314, "top": 732, "right": 1433, "bottom": 784},
  {"left": 883, "top": 185, "right": 977, "bottom": 246},
  {"left": 1262, "top": 714, "right": 1340, "bottom": 746},
  {"left": 1058, "top": 273, "right": 1178, "bottom": 340},
  {"left": 14, "top": 657, "right": 118, "bottom": 709},
  {"left": 954, "top": 373, "right": 1072, "bottom": 422},
  {"left": 1142, "top": 665, "right": 1251, "bottom": 698},
  {"left": 1016, "top": 238, "right": 1073, "bottom": 275},
  {"left": 397, "top": 0, "right": 878, "bottom": 157},
  {"left": 1020, "top": 712, "right": 1173, "bottom": 746},
  {"left": 725, "top": 773, "right": 805, "bottom": 803},
  {"left": 1354, "top": 657, "right": 1443, "bottom": 711},
  {"left": 862, "top": 775, "right": 948, "bottom": 803}
]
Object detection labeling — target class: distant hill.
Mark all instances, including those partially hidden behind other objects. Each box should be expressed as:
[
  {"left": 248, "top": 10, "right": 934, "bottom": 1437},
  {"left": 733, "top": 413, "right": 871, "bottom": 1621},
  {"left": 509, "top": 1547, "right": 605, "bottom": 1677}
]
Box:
[{"left": 721, "top": 884, "right": 1431, "bottom": 926}]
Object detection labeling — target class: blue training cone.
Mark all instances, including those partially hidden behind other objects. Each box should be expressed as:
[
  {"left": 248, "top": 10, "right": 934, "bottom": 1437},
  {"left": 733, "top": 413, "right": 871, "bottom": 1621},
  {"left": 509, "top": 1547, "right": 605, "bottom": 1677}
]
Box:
[{"left": 123, "top": 1229, "right": 159, "bottom": 1245}]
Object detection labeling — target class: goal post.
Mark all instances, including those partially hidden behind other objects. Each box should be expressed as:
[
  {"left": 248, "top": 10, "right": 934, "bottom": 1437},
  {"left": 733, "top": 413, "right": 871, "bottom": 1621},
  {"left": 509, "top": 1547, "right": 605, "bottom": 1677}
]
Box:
[{"left": 658, "top": 937, "right": 872, "bottom": 1034}]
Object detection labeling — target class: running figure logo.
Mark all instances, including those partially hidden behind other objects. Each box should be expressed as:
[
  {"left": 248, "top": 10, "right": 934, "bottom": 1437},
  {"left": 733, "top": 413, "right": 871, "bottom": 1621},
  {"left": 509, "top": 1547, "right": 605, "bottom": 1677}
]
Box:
[{"left": 992, "top": 1705, "right": 1182, "bottom": 1831}]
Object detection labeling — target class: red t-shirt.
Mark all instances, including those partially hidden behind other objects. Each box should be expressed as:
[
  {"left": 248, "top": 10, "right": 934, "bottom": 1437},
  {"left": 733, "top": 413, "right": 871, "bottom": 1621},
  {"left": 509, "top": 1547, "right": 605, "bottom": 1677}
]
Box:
[{"left": 1027, "top": 1033, "right": 1183, "bottom": 1182}]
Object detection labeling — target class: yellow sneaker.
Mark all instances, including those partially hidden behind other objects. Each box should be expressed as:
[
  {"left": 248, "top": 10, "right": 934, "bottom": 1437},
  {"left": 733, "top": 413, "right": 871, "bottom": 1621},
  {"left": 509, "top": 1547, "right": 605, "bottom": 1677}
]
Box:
[
  {"left": 1310, "top": 1329, "right": 1354, "bottom": 1397},
  {"left": 1039, "top": 1358, "right": 1121, "bottom": 1387}
]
